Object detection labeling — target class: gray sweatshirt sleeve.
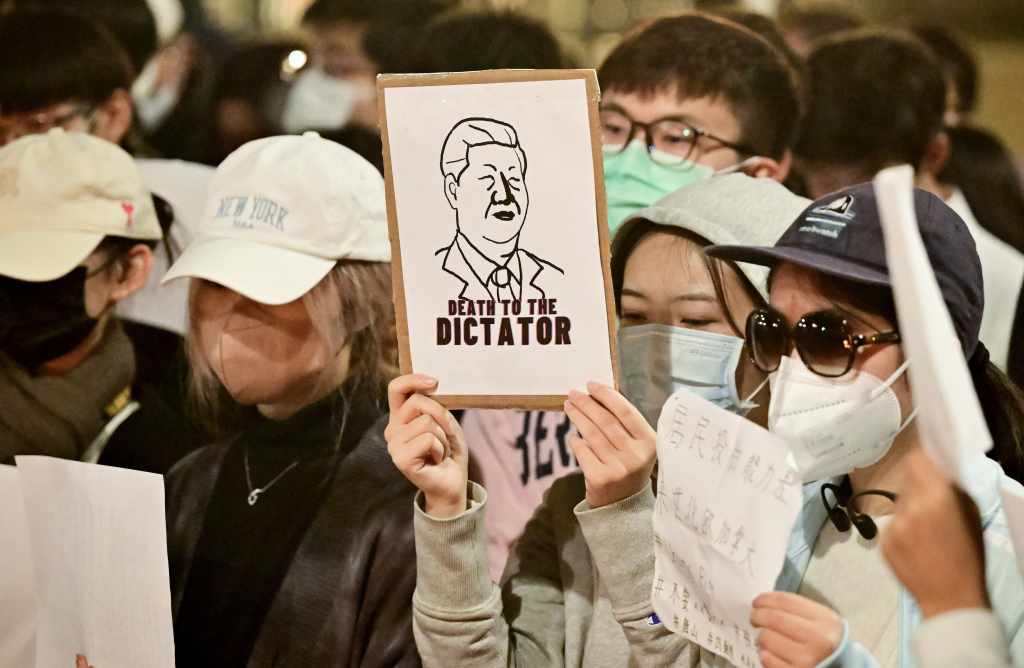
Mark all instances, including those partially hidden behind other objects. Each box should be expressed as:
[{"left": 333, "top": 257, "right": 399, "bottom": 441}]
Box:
[
  {"left": 574, "top": 482, "right": 702, "bottom": 667},
  {"left": 914, "top": 609, "right": 1012, "bottom": 668},
  {"left": 411, "top": 481, "right": 566, "bottom": 668}
]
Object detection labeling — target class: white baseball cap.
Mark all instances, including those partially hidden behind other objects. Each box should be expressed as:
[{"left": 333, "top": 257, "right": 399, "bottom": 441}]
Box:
[
  {"left": 162, "top": 132, "right": 390, "bottom": 305},
  {"left": 0, "top": 129, "right": 162, "bottom": 282}
]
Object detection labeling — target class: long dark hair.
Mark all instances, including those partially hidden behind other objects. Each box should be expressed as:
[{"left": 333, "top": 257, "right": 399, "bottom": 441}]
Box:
[
  {"left": 610, "top": 219, "right": 766, "bottom": 336},
  {"left": 939, "top": 125, "right": 1024, "bottom": 254}
]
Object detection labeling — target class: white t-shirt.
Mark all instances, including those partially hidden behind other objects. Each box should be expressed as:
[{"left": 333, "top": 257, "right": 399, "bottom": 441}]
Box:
[
  {"left": 798, "top": 519, "right": 900, "bottom": 667},
  {"left": 117, "top": 159, "right": 214, "bottom": 335},
  {"left": 946, "top": 188, "right": 1024, "bottom": 370},
  {"left": 461, "top": 409, "right": 579, "bottom": 581}
]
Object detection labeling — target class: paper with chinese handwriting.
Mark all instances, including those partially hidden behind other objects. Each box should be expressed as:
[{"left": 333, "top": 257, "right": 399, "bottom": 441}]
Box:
[
  {"left": 653, "top": 390, "right": 802, "bottom": 667},
  {"left": 15, "top": 456, "right": 175, "bottom": 668},
  {"left": 0, "top": 465, "right": 36, "bottom": 668},
  {"left": 874, "top": 165, "right": 992, "bottom": 487}
]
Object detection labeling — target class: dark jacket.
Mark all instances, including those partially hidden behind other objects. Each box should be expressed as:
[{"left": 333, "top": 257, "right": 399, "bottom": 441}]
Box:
[{"left": 165, "top": 414, "right": 421, "bottom": 668}]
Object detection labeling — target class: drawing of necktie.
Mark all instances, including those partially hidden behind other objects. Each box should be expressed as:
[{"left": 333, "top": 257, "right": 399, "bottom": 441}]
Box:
[{"left": 488, "top": 266, "right": 513, "bottom": 301}]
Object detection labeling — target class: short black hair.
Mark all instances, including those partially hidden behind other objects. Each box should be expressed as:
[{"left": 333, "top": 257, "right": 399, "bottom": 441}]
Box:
[
  {"left": 911, "top": 24, "right": 978, "bottom": 114},
  {"left": 303, "top": 0, "right": 452, "bottom": 73},
  {"left": 12, "top": 0, "right": 157, "bottom": 74},
  {"left": 797, "top": 29, "right": 946, "bottom": 170},
  {"left": 598, "top": 13, "right": 802, "bottom": 160},
  {"left": 0, "top": 9, "right": 134, "bottom": 115},
  {"left": 778, "top": 2, "right": 866, "bottom": 46},
  {"left": 408, "top": 10, "right": 565, "bottom": 73},
  {"left": 706, "top": 9, "right": 804, "bottom": 77}
]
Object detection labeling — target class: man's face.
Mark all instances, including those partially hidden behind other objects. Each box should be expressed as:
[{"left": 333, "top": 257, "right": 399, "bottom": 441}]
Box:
[
  {"left": 0, "top": 101, "right": 92, "bottom": 148},
  {"left": 601, "top": 89, "right": 745, "bottom": 171},
  {"left": 452, "top": 143, "right": 528, "bottom": 246}
]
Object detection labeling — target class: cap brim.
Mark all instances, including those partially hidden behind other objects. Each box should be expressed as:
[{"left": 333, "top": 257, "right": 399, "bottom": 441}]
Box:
[
  {"left": 162, "top": 237, "right": 336, "bottom": 305},
  {"left": 707, "top": 244, "right": 891, "bottom": 288},
  {"left": 0, "top": 229, "right": 104, "bottom": 281}
]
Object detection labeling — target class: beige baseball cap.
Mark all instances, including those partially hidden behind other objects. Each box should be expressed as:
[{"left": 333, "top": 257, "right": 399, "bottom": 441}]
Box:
[
  {"left": 0, "top": 129, "right": 162, "bottom": 281},
  {"left": 162, "top": 132, "right": 389, "bottom": 305}
]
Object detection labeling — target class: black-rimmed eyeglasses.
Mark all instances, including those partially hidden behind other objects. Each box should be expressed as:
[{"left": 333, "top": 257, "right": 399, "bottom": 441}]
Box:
[{"left": 599, "top": 106, "right": 756, "bottom": 167}]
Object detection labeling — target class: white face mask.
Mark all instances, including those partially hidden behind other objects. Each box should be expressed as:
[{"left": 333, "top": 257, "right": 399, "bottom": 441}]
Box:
[
  {"left": 619, "top": 324, "right": 762, "bottom": 427},
  {"left": 768, "top": 355, "right": 916, "bottom": 482},
  {"left": 281, "top": 67, "right": 372, "bottom": 133}
]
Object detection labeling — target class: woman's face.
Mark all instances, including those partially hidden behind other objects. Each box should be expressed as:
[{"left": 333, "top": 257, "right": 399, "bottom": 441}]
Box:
[
  {"left": 620, "top": 230, "right": 764, "bottom": 398},
  {"left": 769, "top": 262, "right": 912, "bottom": 415},
  {"left": 191, "top": 280, "right": 343, "bottom": 412}
]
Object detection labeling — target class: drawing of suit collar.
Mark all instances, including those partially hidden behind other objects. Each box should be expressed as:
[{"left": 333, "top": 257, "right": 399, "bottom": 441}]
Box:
[{"left": 455, "top": 233, "right": 522, "bottom": 301}]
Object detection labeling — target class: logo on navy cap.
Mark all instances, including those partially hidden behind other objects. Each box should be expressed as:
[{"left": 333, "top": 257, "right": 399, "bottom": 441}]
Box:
[{"left": 799, "top": 194, "right": 855, "bottom": 240}]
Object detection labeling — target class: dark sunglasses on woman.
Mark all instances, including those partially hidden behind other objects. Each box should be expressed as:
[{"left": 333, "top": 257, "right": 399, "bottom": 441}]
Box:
[{"left": 745, "top": 306, "right": 901, "bottom": 378}]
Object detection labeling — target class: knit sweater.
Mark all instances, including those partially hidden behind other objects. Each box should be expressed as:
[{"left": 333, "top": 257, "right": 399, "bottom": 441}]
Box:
[{"left": 412, "top": 473, "right": 728, "bottom": 667}]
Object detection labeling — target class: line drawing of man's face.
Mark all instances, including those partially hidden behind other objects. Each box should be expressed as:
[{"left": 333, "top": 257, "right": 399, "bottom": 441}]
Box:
[{"left": 446, "top": 142, "right": 529, "bottom": 247}]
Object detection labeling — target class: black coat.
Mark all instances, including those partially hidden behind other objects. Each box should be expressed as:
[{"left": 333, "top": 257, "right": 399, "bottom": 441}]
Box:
[{"left": 165, "top": 414, "right": 421, "bottom": 667}]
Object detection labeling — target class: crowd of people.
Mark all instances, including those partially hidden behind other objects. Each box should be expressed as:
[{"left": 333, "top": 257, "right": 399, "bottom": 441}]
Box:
[{"left": 2, "top": 0, "right": 1024, "bottom": 666}]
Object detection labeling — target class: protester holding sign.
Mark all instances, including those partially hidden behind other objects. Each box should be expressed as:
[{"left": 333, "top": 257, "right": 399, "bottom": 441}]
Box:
[
  {"left": 160, "top": 133, "right": 418, "bottom": 667},
  {"left": 386, "top": 174, "right": 808, "bottom": 667},
  {"left": 708, "top": 183, "right": 1024, "bottom": 666}
]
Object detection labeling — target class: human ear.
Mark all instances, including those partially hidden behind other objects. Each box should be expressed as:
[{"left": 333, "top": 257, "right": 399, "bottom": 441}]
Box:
[
  {"left": 92, "top": 89, "right": 134, "bottom": 144},
  {"left": 919, "top": 132, "right": 951, "bottom": 180},
  {"left": 443, "top": 173, "right": 459, "bottom": 210},
  {"left": 735, "top": 152, "right": 790, "bottom": 181},
  {"left": 108, "top": 244, "right": 154, "bottom": 301}
]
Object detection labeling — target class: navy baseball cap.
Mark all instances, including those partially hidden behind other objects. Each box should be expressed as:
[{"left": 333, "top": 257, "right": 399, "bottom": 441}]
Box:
[{"left": 707, "top": 182, "right": 985, "bottom": 357}]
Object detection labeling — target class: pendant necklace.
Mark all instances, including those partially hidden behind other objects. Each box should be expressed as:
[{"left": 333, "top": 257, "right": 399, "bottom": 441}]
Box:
[
  {"left": 244, "top": 449, "right": 299, "bottom": 506},
  {"left": 242, "top": 399, "right": 350, "bottom": 507}
]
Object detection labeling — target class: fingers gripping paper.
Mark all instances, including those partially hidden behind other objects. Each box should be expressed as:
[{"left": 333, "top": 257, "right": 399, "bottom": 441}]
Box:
[
  {"left": 873, "top": 166, "right": 992, "bottom": 483},
  {"left": 653, "top": 390, "right": 801, "bottom": 666},
  {"left": 15, "top": 456, "right": 175, "bottom": 668}
]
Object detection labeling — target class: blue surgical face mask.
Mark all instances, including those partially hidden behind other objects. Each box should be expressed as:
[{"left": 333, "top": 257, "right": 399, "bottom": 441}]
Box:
[
  {"left": 619, "top": 324, "right": 760, "bottom": 427},
  {"left": 603, "top": 140, "right": 714, "bottom": 234}
]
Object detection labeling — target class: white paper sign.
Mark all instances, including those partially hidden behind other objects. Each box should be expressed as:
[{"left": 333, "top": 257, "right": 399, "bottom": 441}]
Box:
[
  {"left": 15, "top": 456, "right": 175, "bottom": 668},
  {"left": 380, "top": 71, "right": 616, "bottom": 406},
  {"left": 0, "top": 465, "right": 36, "bottom": 668},
  {"left": 874, "top": 165, "right": 992, "bottom": 488},
  {"left": 653, "top": 390, "right": 802, "bottom": 667}
]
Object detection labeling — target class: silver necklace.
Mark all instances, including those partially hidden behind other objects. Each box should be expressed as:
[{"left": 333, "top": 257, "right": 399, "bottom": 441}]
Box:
[
  {"left": 242, "top": 399, "right": 350, "bottom": 507},
  {"left": 244, "top": 449, "right": 299, "bottom": 507}
]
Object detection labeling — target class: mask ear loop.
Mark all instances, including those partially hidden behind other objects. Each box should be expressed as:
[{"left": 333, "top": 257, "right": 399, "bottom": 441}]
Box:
[
  {"left": 865, "top": 357, "right": 918, "bottom": 441},
  {"left": 742, "top": 376, "right": 770, "bottom": 405}
]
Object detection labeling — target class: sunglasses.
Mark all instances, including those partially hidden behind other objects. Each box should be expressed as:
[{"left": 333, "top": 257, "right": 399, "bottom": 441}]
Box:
[{"left": 745, "top": 306, "right": 901, "bottom": 378}]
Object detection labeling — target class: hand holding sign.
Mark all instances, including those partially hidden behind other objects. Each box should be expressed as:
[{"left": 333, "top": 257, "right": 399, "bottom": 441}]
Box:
[
  {"left": 563, "top": 382, "right": 657, "bottom": 508},
  {"left": 750, "top": 592, "right": 843, "bottom": 668},
  {"left": 385, "top": 374, "right": 469, "bottom": 519},
  {"left": 880, "top": 448, "right": 990, "bottom": 618}
]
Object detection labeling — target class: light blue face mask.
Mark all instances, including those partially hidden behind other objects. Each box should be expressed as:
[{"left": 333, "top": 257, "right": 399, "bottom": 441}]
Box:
[
  {"left": 603, "top": 140, "right": 714, "bottom": 234},
  {"left": 619, "top": 324, "right": 762, "bottom": 427}
]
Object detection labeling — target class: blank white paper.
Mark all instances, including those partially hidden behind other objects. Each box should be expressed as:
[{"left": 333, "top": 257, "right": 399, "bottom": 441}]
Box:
[
  {"left": 874, "top": 165, "right": 992, "bottom": 486},
  {"left": 0, "top": 464, "right": 36, "bottom": 667},
  {"left": 15, "top": 456, "right": 175, "bottom": 668}
]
